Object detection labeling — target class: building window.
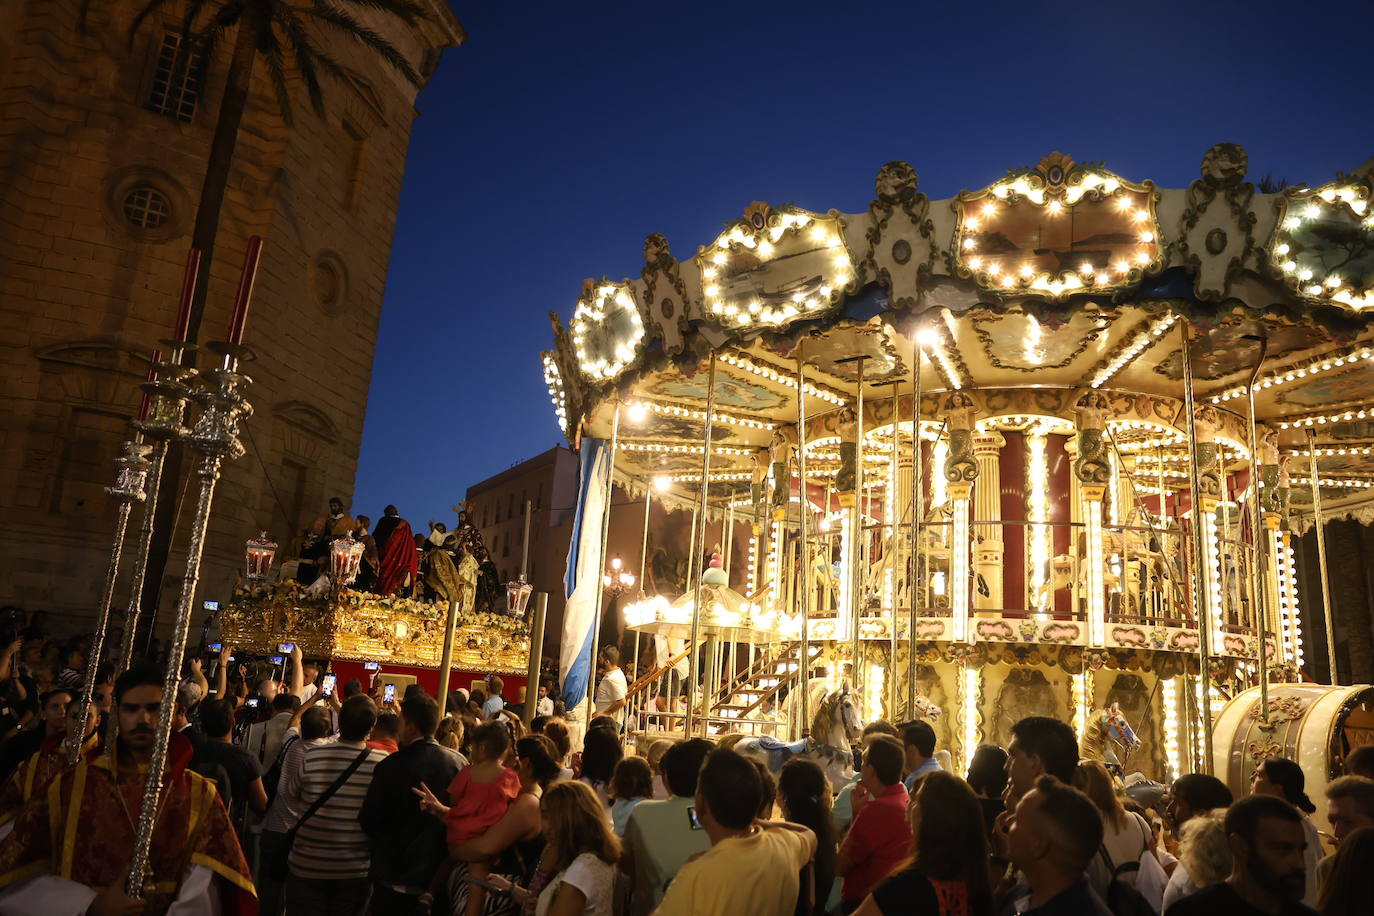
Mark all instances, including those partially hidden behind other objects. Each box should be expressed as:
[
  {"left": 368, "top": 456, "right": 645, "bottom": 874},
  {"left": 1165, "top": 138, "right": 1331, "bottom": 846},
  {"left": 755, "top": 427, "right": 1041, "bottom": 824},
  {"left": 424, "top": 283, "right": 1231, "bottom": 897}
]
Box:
[
  {"left": 146, "top": 31, "right": 203, "bottom": 122},
  {"left": 341, "top": 120, "right": 367, "bottom": 212},
  {"left": 121, "top": 186, "right": 171, "bottom": 229}
]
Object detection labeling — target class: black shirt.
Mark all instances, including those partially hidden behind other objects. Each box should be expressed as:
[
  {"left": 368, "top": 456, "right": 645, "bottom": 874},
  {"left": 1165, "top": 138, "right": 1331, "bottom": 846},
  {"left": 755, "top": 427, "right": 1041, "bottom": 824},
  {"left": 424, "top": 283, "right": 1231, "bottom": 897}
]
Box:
[
  {"left": 359, "top": 736, "right": 462, "bottom": 893},
  {"left": 192, "top": 739, "right": 262, "bottom": 818},
  {"left": 1165, "top": 882, "right": 1320, "bottom": 916},
  {"left": 1015, "top": 878, "right": 1113, "bottom": 916}
]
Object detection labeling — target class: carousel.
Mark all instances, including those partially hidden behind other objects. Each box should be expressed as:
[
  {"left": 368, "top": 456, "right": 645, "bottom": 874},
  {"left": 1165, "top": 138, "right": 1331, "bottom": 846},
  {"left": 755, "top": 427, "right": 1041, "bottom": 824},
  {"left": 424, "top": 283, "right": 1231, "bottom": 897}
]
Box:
[{"left": 544, "top": 147, "right": 1374, "bottom": 812}]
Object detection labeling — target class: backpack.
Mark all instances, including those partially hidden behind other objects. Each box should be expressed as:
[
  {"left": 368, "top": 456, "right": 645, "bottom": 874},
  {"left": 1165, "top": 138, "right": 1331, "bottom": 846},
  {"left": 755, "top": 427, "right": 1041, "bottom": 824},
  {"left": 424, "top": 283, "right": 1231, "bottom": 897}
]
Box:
[
  {"left": 263, "top": 733, "right": 299, "bottom": 806},
  {"left": 1091, "top": 845, "right": 1157, "bottom": 916}
]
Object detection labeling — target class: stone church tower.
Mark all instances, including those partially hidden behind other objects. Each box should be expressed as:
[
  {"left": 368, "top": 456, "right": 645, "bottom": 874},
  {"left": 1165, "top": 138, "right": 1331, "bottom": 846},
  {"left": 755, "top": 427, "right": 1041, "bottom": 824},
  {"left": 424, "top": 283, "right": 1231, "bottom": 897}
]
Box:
[{"left": 0, "top": 2, "right": 463, "bottom": 629}]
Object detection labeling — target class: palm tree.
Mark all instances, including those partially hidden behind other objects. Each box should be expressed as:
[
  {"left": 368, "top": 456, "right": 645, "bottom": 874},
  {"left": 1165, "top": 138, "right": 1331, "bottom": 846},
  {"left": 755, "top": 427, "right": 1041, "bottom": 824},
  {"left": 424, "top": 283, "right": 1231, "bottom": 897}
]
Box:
[
  {"left": 80, "top": 0, "right": 430, "bottom": 642},
  {"left": 116, "top": 0, "right": 428, "bottom": 344}
]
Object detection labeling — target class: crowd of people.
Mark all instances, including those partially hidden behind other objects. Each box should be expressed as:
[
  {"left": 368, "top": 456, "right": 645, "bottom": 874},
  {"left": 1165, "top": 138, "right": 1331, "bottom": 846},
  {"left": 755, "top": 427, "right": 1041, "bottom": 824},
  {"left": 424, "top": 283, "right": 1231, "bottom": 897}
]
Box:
[{"left": 3, "top": 609, "right": 1374, "bottom": 916}]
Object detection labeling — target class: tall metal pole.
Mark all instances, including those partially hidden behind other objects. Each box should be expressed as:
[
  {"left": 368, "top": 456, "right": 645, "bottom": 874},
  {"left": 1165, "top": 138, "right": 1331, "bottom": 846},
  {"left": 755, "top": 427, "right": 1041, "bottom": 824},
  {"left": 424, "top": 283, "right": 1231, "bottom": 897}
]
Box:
[
  {"left": 437, "top": 598, "right": 459, "bottom": 718},
  {"left": 522, "top": 592, "right": 548, "bottom": 726},
  {"left": 795, "top": 347, "right": 812, "bottom": 736},
  {"left": 587, "top": 405, "right": 620, "bottom": 712},
  {"left": 886, "top": 382, "right": 900, "bottom": 721},
  {"left": 70, "top": 440, "right": 150, "bottom": 762},
  {"left": 1179, "top": 321, "right": 1214, "bottom": 773},
  {"left": 1304, "top": 429, "right": 1339, "bottom": 683},
  {"left": 852, "top": 359, "right": 866, "bottom": 694},
  {"left": 908, "top": 336, "right": 923, "bottom": 721},
  {"left": 127, "top": 347, "right": 253, "bottom": 897},
  {"left": 685, "top": 356, "right": 718, "bottom": 737},
  {"left": 1241, "top": 335, "right": 1272, "bottom": 714}
]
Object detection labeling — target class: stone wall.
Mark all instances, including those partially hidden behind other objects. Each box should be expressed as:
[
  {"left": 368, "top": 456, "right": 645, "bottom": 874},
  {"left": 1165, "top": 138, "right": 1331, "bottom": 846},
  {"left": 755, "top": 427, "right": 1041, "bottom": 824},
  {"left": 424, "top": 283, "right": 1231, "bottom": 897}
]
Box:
[{"left": 0, "top": 1, "right": 462, "bottom": 633}]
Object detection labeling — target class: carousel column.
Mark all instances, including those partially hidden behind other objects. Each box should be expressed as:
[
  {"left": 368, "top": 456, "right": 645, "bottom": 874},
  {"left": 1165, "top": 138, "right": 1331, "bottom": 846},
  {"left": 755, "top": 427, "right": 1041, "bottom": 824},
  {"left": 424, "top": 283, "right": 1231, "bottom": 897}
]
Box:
[
  {"left": 1075, "top": 395, "right": 1112, "bottom": 647},
  {"left": 972, "top": 432, "right": 1005, "bottom": 612},
  {"left": 834, "top": 395, "right": 861, "bottom": 663},
  {"left": 1182, "top": 321, "right": 1218, "bottom": 772},
  {"left": 956, "top": 662, "right": 983, "bottom": 775},
  {"left": 895, "top": 445, "right": 914, "bottom": 719},
  {"left": 943, "top": 394, "right": 979, "bottom": 645}
]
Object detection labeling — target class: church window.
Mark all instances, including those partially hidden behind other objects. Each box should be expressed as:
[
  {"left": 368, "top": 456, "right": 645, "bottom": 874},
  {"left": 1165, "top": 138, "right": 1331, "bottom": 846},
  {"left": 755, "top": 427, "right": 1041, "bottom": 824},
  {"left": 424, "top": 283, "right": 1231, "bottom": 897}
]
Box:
[
  {"left": 146, "top": 31, "right": 204, "bottom": 122},
  {"left": 122, "top": 186, "right": 171, "bottom": 229},
  {"left": 342, "top": 121, "right": 367, "bottom": 212}
]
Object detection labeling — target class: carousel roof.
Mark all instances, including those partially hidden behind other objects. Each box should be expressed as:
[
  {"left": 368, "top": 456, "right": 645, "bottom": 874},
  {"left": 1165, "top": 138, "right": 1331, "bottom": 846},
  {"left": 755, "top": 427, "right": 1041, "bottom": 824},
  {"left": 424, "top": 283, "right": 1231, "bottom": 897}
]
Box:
[{"left": 542, "top": 146, "right": 1374, "bottom": 524}]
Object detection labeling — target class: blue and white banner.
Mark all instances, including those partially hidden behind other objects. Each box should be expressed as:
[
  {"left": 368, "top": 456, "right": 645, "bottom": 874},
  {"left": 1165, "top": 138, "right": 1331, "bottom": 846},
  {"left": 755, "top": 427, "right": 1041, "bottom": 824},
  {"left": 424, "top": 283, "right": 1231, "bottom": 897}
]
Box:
[{"left": 560, "top": 437, "right": 608, "bottom": 711}]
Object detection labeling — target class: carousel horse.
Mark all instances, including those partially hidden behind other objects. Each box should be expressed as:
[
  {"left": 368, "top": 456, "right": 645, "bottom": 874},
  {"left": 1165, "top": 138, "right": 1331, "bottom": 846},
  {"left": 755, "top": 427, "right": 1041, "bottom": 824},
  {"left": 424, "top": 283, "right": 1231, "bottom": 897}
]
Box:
[
  {"left": 734, "top": 682, "right": 864, "bottom": 791},
  {"left": 1080, "top": 702, "right": 1141, "bottom": 776}
]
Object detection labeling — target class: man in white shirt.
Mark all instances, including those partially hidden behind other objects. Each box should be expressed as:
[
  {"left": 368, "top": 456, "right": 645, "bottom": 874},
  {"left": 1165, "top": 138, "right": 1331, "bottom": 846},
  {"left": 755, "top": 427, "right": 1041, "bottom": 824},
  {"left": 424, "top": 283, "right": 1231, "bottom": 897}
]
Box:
[
  {"left": 593, "top": 647, "right": 628, "bottom": 729},
  {"left": 535, "top": 683, "right": 555, "bottom": 718}
]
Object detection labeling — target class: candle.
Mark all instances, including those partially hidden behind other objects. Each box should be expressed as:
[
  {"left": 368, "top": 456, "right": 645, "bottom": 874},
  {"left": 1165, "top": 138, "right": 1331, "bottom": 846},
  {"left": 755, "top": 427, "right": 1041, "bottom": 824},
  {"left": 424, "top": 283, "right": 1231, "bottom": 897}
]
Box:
[
  {"left": 227, "top": 236, "right": 264, "bottom": 346},
  {"left": 174, "top": 249, "right": 201, "bottom": 343},
  {"left": 137, "top": 349, "right": 162, "bottom": 421}
]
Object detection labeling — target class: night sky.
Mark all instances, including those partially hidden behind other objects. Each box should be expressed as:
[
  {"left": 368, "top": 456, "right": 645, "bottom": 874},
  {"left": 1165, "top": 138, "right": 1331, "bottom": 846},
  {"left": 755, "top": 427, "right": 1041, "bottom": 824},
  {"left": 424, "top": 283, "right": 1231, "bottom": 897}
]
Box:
[{"left": 352, "top": 0, "right": 1373, "bottom": 527}]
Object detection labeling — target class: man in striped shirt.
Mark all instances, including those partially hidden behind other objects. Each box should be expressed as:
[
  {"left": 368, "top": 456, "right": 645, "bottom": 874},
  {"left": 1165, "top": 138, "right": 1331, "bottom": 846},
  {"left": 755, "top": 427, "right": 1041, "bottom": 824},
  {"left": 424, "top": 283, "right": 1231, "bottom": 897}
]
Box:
[{"left": 286, "top": 694, "right": 386, "bottom": 915}]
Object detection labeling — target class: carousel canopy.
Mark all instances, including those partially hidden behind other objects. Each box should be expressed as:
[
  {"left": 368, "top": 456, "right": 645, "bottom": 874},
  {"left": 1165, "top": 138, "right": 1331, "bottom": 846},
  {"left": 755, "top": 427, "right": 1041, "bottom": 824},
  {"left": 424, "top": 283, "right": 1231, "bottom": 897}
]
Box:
[{"left": 543, "top": 147, "right": 1374, "bottom": 524}]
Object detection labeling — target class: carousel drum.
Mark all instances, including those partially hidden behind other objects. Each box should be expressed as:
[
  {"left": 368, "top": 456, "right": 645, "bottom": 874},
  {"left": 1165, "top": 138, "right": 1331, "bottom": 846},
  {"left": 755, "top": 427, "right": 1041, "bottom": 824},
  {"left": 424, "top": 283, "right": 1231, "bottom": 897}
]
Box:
[{"left": 1211, "top": 683, "right": 1374, "bottom": 835}]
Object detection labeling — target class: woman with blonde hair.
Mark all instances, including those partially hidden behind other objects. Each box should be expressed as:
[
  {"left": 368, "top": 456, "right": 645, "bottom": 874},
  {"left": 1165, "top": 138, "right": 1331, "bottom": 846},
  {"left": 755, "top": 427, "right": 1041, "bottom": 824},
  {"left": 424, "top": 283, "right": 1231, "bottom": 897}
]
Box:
[
  {"left": 487, "top": 780, "right": 620, "bottom": 915},
  {"left": 1161, "top": 810, "right": 1229, "bottom": 911},
  {"left": 1073, "top": 760, "right": 1152, "bottom": 887}
]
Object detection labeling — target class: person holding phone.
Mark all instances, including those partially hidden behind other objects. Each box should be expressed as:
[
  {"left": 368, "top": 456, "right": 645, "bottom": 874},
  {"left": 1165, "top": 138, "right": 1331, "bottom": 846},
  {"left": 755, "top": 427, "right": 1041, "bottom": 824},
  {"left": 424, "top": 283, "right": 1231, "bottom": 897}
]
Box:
[{"left": 486, "top": 781, "right": 619, "bottom": 916}]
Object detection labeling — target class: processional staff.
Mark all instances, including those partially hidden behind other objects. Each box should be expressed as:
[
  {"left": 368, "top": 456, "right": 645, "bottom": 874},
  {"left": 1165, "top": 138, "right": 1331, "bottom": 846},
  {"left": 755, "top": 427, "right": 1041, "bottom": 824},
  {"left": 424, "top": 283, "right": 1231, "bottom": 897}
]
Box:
[
  {"left": 69, "top": 251, "right": 201, "bottom": 764},
  {"left": 125, "top": 238, "right": 263, "bottom": 898}
]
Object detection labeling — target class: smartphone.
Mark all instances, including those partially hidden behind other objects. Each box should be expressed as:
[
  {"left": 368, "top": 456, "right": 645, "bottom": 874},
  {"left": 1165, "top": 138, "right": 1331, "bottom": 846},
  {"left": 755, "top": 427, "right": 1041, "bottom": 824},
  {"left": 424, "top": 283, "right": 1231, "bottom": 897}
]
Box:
[
  {"left": 208, "top": 642, "right": 222, "bottom": 652},
  {"left": 462, "top": 876, "right": 508, "bottom": 894},
  {"left": 202, "top": 600, "right": 220, "bottom": 612},
  {"left": 384, "top": 684, "right": 396, "bottom": 704},
  {"left": 270, "top": 655, "right": 284, "bottom": 665},
  {"left": 246, "top": 697, "right": 260, "bottom": 708},
  {"left": 321, "top": 674, "right": 337, "bottom": 698},
  {"left": 278, "top": 643, "right": 295, "bottom": 653},
  {"left": 686, "top": 806, "right": 703, "bottom": 830},
  {"left": 363, "top": 661, "right": 380, "bottom": 671}
]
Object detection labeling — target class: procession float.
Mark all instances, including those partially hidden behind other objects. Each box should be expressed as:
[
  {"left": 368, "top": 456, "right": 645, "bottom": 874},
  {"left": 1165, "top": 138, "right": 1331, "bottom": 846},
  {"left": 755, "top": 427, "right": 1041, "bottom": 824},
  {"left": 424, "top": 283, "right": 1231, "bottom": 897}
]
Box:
[{"left": 542, "top": 145, "right": 1374, "bottom": 796}]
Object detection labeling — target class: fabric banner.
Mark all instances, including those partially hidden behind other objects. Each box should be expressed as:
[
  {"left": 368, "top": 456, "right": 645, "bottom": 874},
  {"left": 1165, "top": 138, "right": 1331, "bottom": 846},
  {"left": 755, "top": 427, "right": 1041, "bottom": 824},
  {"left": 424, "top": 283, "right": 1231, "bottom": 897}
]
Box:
[{"left": 560, "top": 437, "right": 608, "bottom": 711}]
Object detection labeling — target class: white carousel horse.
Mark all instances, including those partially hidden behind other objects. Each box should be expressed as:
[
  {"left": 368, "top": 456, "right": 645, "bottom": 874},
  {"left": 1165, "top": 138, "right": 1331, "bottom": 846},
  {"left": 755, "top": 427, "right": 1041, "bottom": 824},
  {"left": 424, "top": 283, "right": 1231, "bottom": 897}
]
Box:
[
  {"left": 734, "top": 682, "right": 864, "bottom": 791},
  {"left": 735, "top": 682, "right": 943, "bottom": 791},
  {"left": 1079, "top": 702, "right": 1141, "bottom": 776}
]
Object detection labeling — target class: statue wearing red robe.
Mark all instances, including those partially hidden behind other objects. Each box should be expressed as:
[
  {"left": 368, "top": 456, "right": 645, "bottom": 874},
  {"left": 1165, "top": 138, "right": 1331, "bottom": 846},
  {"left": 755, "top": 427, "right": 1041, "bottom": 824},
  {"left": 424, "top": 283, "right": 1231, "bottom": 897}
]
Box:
[{"left": 375, "top": 515, "right": 418, "bottom": 596}]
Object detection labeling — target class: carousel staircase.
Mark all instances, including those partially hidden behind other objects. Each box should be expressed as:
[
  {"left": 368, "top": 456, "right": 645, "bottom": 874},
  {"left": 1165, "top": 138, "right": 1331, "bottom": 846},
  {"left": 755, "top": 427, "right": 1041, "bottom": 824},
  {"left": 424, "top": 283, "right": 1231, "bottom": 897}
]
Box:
[{"left": 711, "top": 640, "right": 823, "bottom": 723}]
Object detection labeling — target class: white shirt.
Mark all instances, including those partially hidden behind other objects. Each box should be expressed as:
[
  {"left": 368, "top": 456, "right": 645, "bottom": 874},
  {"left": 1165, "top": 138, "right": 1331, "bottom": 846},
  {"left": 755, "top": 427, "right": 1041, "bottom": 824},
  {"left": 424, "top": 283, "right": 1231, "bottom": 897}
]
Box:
[
  {"left": 594, "top": 668, "right": 627, "bottom": 724},
  {"left": 536, "top": 696, "right": 554, "bottom": 717},
  {"left": 535, "top": 853, "right": 615, "bottom": 916}
]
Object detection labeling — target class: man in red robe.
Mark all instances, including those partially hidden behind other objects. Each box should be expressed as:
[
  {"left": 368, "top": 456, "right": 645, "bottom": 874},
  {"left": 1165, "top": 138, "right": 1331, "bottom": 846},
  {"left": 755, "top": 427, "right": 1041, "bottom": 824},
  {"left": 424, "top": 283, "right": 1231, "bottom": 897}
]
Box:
[
  {"left": 373, "top": 504, "right": 418, "bottom": 596},
  {"left": 0, "top": 664, "right": 257, "bottom": 914},
  {"left": 0, "top": 696, "right": 100, "bottom": 833}
]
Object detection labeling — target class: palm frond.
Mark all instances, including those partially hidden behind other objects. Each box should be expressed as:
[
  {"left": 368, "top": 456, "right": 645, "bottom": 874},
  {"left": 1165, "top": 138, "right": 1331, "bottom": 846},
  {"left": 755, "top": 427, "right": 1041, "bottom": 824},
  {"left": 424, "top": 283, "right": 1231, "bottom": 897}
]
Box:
[
  {"left": 276, "top": 7, "right": 329, "bottom": 115},
  {"left": 299, "top": 3, "right": 423, "bottom": 86},
  {"left": 336, "top": 0, "right": 430, "bottom": 26},
  {"left": 128, "top": 0, "right": 172, "bottom": 46},
  {"left": 263, "top": 46, "right": 296, "bottom": 125}
]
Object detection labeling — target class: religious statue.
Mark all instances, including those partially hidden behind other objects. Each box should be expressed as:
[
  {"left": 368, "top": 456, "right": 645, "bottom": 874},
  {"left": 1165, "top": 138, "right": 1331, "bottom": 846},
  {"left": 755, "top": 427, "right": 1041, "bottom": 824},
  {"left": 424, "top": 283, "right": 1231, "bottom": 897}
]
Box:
[{"left": 456, "top": 545, "right": 479, "bottom": 610}]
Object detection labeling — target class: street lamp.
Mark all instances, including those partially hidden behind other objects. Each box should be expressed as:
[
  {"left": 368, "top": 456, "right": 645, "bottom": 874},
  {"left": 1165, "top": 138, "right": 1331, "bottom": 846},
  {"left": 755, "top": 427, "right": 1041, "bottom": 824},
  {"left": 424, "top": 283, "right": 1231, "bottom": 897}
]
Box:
[{"left": 602, "top": 555, "right": 636, "bottom": 596}]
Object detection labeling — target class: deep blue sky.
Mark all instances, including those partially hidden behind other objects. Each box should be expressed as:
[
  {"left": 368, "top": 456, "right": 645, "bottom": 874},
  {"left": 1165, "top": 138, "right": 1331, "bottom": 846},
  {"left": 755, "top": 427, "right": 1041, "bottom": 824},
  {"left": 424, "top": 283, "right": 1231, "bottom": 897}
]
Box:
[{"left": 353, "top": 0, "right": 1374, "bottom": 525}]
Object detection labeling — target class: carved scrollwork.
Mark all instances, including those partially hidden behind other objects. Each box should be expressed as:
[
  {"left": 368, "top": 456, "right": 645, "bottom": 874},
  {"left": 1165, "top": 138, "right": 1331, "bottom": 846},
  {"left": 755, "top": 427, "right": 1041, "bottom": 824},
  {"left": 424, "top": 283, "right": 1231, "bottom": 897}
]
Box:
[
  {"left": 1178, "top": 143, "right": 1258, "bottom": 301},
  {"left": 865, "top": 161, "right": 937, "bottom": 309},
  {"left": 944, "top": 428, "right": 979, "bottom": 484},
  {"left": 640, "top": 233, "right": 693, "bottom": 358}
]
